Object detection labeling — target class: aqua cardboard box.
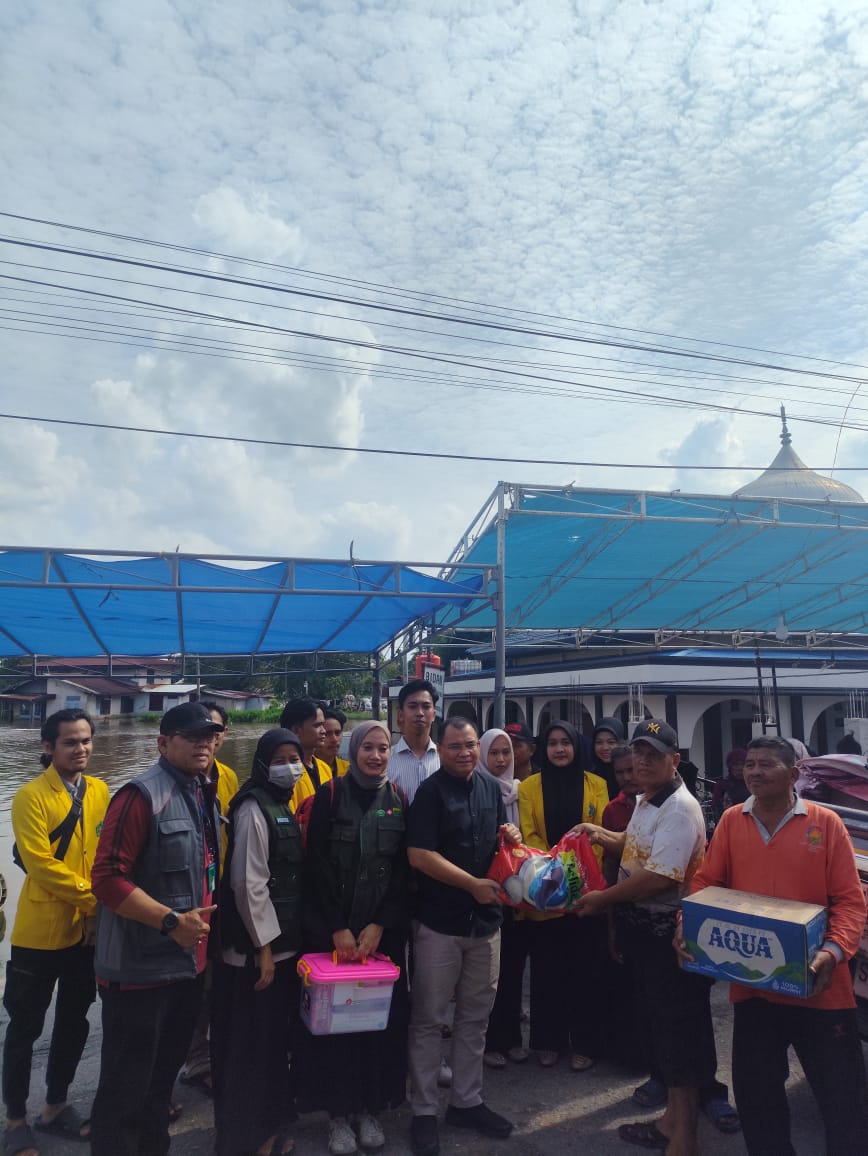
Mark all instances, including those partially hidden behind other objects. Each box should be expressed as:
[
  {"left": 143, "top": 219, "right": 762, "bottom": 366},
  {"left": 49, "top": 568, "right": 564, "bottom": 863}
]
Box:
[{"left": 682, "top": 886, "right": 827, "bottom": 998}]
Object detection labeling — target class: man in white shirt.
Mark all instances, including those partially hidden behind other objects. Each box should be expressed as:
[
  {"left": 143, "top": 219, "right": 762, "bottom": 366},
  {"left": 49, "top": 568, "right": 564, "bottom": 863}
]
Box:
[{"left": 387, "top": 680, "right": 440, "bottom": 804}]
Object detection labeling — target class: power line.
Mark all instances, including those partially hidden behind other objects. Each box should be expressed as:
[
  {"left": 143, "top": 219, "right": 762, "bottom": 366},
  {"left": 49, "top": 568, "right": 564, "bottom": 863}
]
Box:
[
  {"left": 1, "top": 409, "right": 867, "bottom": 472},
  {"left": 3, "top": 208, "right": 867, "bottom": 374}
]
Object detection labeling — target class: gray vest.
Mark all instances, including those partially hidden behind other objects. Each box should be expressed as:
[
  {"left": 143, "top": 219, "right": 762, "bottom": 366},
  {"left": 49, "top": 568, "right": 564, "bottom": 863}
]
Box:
[{"left": 95, "top": 759, "right": 213, "bottom": 985}]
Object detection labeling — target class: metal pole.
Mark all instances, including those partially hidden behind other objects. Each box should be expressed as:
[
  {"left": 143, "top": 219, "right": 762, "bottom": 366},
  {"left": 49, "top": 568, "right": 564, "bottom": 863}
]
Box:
[
  {"left": 754, "top": 645, "right": 767, "bottom": 735},
  {"left": 770, "top": 662, "right": 782, "bottom": 736},
  {"left": 493, "top": 483, "right": 507, "bottom": 729},
  {"left": 372, "top": 653, "right": 381, "bottom": 721}
]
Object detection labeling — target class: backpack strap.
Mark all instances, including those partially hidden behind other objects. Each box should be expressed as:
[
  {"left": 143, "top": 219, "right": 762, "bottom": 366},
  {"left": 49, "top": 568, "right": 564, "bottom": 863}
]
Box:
[{"left": 13, "top": 777, "right": 88, "bottom": 873}]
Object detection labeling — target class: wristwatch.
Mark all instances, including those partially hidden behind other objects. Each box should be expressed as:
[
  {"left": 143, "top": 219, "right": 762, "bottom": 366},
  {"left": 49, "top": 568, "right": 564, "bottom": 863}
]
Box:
[{"left": 160, "top": 910, "right": 180, "bottom": 936}]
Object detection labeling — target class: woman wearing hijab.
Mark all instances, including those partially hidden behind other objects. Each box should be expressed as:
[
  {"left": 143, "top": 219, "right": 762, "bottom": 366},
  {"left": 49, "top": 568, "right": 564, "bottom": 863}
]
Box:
[
  {"left": 591, "top": 716, "right": 625, "bottom": 799},
  {"left": 517, "top": 720, "right": 609, "bottom": 1071},
  {"left": 478, "top": 729, "right": 529, "bottom": 1069},
  {"left": 211, "top": 728, "right": 307, "bottom": 1156},
  {"left": 302, "top": 720, "right": 410, "bottom": 1156}
]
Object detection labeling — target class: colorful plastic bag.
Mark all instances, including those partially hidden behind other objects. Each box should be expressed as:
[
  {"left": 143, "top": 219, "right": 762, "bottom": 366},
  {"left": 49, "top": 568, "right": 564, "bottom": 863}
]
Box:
[{"left": 487, "top": 830, "right": 607, "bottom": 911}]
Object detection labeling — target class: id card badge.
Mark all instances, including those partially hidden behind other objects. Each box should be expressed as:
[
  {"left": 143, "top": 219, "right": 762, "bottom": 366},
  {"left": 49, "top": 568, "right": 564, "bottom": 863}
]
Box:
[{"left": 206, "top": 860, "right": 217, "bottom": 895}]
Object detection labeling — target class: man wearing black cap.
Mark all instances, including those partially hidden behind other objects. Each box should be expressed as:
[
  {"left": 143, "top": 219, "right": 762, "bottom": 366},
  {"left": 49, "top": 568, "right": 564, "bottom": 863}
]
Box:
[
  {"left": 574, "top": 720, "right": 715, "bottom": 1156},
  {"left": 88, "top": 702, "right": 223, "bottom": 1156},
  {"left": 503, "top": 722, "right": 537, "bottom": 781}
]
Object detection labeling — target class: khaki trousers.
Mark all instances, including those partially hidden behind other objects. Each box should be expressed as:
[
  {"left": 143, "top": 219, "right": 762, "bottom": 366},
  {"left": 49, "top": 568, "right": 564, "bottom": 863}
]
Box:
[{"left": 408, "top": 920, "right": 500, "bottom": 1115}]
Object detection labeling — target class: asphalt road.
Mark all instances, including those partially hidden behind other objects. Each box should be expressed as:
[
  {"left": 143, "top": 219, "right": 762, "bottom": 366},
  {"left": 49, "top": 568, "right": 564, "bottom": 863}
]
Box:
[{"left": 7, "top": 981, "right": 853, "bottom": 1155}]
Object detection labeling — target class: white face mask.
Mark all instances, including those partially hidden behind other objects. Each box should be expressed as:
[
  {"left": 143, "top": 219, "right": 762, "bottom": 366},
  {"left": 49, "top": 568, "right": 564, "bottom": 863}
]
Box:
[{"left": 268, "top": 761, "right": 305, "bottom": 789}]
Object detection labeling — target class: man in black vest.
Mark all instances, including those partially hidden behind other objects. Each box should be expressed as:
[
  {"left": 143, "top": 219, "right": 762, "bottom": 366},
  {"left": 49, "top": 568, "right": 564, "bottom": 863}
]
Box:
[
  {"left": 406, "top": 716, "right": 521, "bottom": 1156},
  {"left": 88, "top": 702, "right": 222, "bottom": 1156}
]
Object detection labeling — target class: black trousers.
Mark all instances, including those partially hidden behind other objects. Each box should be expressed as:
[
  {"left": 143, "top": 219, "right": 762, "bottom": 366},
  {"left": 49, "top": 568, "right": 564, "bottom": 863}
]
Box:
[
  {"left": 89, "top": 975, "right": 204, "bottom": 1156},
  {"left": 733, "top": 998, "right": 868, "bottom": 1156},
  {"left": 1, "top": 943, "right": 96, "bottom": 1119},
  {"left": 619, "top": 917, "right": 717, "bottom": 1088},
  {"left": 485, "top": 915, "right": 529, "bottom": 1054},
  {"left": 527, "top": 913, "right": 608, "bottom": 1055}
]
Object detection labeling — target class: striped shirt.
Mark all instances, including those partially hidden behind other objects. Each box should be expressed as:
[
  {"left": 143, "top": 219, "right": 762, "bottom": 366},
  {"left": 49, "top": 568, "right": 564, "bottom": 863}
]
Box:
[{"left": 387, "top": 735, "right": 439, "bottom": 804}]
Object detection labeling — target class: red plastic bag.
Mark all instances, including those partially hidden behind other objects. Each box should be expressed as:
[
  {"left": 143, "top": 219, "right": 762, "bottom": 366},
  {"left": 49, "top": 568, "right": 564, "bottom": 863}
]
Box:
[{"left": 487, "top": 830, "right": 607, "bottom": 912}]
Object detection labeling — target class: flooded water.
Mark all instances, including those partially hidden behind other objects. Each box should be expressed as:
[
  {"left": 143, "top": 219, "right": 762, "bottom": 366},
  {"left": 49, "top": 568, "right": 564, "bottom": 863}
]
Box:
[{"left": 0, "top": 718, "right": 323, "bottom": 963}]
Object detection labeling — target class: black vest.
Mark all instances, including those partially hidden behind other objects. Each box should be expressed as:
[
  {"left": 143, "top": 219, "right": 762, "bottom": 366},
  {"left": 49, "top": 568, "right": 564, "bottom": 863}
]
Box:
[
  {"left": 328, "top": 778, "right": 405, "bottom": 934},
  {"left": 220, "top": 785, "right": 304, "bottom": 957}
]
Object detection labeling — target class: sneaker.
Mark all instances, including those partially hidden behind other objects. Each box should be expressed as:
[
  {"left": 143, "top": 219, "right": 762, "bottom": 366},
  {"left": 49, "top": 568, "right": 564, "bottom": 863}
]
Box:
[
  {"left": 410, "top": 1115, "right": 440, "bottom": 1156},
  {"left": 356, "top": 1115, "right": 385, "bottom": 1152},
  {"left": 483, "top": 1050, "right": 507, "bottom": 1069},
  {"left": 437, "top": 1060, "right": 452, "bottom": 1088},
  {"left": 329, "top": 1117, "right": 358, "bottom": 1155},
  {"left": 445, "top": 1103, "right": 513, "bottom": 1139}
]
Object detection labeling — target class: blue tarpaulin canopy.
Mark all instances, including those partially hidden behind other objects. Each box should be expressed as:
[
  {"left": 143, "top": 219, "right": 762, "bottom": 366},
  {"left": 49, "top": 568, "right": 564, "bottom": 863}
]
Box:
[
  {"left": 447, "top": 485, "right": 868, "bottom": 637},
  {"left": 0, "top": 549, "right": 489, "bottom": 658}
]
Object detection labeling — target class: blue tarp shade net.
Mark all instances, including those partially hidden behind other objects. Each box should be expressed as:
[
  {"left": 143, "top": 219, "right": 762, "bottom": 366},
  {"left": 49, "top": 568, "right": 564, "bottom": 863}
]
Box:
[
  {"left": 448, "top": 488, "right": 868, "bottom": 635},
  {"left": 0, "top": 552, "right": 485, "bottom": 657}
]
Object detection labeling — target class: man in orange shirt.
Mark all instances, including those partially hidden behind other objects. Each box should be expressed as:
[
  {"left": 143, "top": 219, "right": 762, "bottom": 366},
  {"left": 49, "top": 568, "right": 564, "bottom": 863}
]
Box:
[{"left": 679, "top": 735, "right": 868, "bottom": 1155}]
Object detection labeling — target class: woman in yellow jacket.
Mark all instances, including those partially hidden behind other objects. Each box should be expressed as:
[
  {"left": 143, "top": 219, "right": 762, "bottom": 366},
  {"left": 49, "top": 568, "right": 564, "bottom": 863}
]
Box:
[
  {"left": 3, "top": 708, "right": 110, "bottom": 1152},
  {"left": 517, "top": 720, "right": 609, "bottom": 1072}
]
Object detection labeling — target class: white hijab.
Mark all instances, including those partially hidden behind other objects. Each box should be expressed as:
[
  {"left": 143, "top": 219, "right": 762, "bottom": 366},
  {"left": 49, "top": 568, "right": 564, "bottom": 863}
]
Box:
[{"left": 476, "top": 728, "right": 519, "bottom": 825}]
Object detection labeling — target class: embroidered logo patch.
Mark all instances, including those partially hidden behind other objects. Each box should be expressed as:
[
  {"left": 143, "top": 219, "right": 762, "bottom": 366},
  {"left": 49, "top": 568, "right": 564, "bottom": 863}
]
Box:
[{"left": 804, "top": 824, "right": 823, "bottom": 851}]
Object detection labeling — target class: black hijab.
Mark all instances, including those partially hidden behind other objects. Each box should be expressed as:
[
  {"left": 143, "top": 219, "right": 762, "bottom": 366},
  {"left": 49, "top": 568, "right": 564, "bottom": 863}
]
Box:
[
  {"left": 539, "top": 720, "right": 588, "bottom": 846},
  {"left": 592, "top": 716, "right": 625, "bottom": 798},
  {"left": 240, "top": 727, "right": 305, "bottom": 806}
]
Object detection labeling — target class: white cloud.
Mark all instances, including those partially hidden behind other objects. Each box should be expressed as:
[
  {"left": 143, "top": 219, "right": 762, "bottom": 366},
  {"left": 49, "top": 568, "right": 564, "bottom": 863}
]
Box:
[{"left": 1, "top": 0, "right": 867, "bottom": 572}]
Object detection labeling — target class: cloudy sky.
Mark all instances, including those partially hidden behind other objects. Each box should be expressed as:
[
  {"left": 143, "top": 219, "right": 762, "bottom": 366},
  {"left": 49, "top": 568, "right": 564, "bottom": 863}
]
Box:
[{"left": 2, "top": 0, "right": 868, "bottom": 564}]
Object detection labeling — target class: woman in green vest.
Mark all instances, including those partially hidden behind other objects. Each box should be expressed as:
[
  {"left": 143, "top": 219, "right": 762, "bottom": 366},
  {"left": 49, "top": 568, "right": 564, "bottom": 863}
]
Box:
[
  {"left": 211, "top": 728, "right": 307, "bottom": 1156},
  {"left": 303, "top": 719, "right": 410, "bottom": 1156}
]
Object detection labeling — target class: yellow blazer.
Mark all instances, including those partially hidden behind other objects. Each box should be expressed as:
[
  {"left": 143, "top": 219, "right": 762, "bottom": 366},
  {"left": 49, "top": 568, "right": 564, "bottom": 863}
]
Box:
[
  {"left": 517, "top": 770, "right": 608, "bottom": 921},
  {"left": 11, "top": 765, "right": 110, "bottom": 950},
  {"left": 213, "top": 758, "right": 239, "bottom": 870}
]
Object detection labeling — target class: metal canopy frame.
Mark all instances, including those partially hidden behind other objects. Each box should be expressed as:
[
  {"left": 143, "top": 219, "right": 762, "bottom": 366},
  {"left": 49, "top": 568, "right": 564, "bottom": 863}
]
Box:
[
  {"left": 445, "top": 481, "right": 868, "bottom": 728},
  {"left": 0, "top": 545, "right": 498, "bottom": 672}
]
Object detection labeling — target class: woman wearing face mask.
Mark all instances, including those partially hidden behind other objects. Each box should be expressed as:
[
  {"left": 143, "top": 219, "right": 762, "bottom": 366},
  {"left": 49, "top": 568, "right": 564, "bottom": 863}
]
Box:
[
  {"left": 301, "top": 720, "right": 410, "bottom": 1156},
  {"left": 478, "top": 729, "right": 531, "bottom": 1070},
  {"left": 211, "top": 728, "right": 306, "bottom": 1156},
  {"left": 518, "top": 721, "right": 609, "bottom": 1072},
  {"left": 591, "top": 716, "right": 625, "bottom": 799}
]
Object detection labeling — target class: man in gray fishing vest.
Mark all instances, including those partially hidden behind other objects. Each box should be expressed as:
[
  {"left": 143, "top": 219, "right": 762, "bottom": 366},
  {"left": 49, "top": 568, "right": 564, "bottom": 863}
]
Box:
[{"left": 88, "top": 701, "right": 223, "bottom": 1156}]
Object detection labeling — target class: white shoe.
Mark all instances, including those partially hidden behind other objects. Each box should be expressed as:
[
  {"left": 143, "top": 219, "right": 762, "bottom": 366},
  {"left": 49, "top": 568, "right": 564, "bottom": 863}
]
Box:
[
  {"left": 437, "top": 1059, "right": 453, "bottom": 1088},
  {"left": 329, "top": 1117, "right": 358, "bottom": 1155},
  {"left": 356, "top": 1115, "right": 385, "bottom": 1152}
]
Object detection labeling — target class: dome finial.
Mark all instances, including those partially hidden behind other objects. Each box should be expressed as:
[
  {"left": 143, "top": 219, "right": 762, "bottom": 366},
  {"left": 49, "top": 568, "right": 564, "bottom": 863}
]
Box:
[{"left": 780, "top": 404, "right": 791, "bottom": 446}]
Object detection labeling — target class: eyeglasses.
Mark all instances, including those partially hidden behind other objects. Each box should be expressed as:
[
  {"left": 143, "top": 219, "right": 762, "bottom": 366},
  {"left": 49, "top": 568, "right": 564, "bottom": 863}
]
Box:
[{"left": 170, "top": 730, "right": 219, "bottom": 743}]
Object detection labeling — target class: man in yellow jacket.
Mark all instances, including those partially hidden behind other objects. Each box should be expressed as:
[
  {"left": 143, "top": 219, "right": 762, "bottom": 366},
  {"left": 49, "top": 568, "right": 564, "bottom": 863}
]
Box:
[{"left": 2, "top": 709, "right": 110, "bottom": 1155}]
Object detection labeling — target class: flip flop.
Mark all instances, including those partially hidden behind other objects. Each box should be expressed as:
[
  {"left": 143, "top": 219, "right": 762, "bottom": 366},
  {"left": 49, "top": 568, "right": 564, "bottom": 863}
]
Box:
[
  {"left": 3, "top": 1122, "right": 40, "bottom": 1155},
  {"left": 632, "top": 1078, "right": 667, "bottom": 1108},
  {"left": 617, "top": 1120, "right": 670, "bottom": 1150},
  {"left": 33, "top": 1104, "right": 90, "bottom": 1142},
  {"left": 570, "top": 1053, "right": 596, "bottom": 1072},
  {"left": 702, "top": 1098, "right": 741, "bottom": 1134}
]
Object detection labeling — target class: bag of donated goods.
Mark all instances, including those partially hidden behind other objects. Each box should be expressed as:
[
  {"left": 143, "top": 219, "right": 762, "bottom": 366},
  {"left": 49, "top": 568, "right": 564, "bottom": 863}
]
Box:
[{"left": 487, "top": 830, "right": 607, "bottom": 912}]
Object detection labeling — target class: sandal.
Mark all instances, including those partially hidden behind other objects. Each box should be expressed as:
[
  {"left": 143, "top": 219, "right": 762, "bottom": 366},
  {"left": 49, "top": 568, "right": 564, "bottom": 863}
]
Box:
[
  {"left": 3, "top": 1123, "right": 40, "bottom": 1155},
  {"left": 507, "top": 1046, "right": 529, "bottom": 1063},
  {"left": 617, "top": 1120, "right": 670, "bottom": 1150},
  {"left": 702, "top": 1098, "right": 741, "bottom": 1134},
  {"left": 33, "top": 1104, "right": 90, "bottom": 1142},
  {"left": 483, "top": 1051, "right": 506, "bottom": 1069},
  {"left": 570, "top": 1053, "right": 596, "bottom": 1072},
  {"left": 632, "top": 1078, "right": 667, "bottom": 1109},
  {"left": 537, "top": 1050, "right": 559, "bottom": 1067}
]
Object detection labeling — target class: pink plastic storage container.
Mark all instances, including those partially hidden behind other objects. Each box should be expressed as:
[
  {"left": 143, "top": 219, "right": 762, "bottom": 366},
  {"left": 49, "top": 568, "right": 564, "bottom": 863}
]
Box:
[{"left": 297, "top": 952, "right": 401, "bottom": 1035}]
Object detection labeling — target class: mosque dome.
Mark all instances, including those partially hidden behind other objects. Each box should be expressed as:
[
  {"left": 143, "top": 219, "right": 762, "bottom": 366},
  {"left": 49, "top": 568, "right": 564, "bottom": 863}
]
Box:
[{"left": 733, "top": 408, "right": 864, "bottom": 503}]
